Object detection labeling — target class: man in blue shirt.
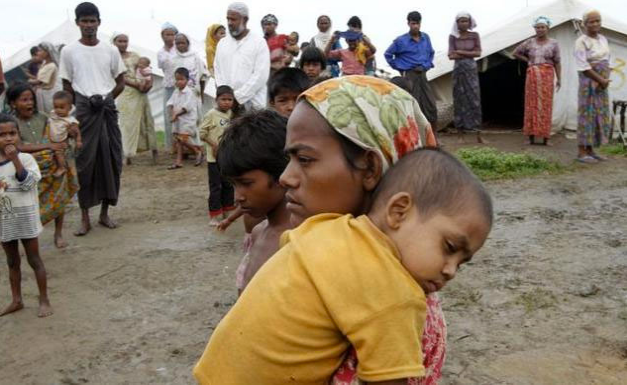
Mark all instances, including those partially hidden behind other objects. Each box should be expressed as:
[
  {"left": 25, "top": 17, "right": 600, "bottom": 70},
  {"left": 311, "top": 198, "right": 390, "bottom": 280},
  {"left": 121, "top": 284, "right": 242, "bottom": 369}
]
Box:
[{"left": 385, "top": 11, "right": 438, "bottom": 128}]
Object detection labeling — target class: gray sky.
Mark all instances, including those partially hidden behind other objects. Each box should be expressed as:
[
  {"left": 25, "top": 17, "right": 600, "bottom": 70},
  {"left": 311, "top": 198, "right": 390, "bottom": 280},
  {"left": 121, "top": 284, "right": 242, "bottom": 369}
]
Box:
[{"left": 0, "top": 0, "right": 623, "bottom": 72}]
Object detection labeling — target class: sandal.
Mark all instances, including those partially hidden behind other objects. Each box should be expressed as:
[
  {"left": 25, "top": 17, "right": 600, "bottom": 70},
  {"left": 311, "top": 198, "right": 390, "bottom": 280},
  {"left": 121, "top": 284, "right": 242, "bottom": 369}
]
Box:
[
  {"left": 194, "top": 153, "right": 205, "bottom": 167},
  {"left": 167, "top": 164, "right": 183, "bottom": 170},
  {"left": 576, "top": 156, "right": 597, "bottom": 164}
]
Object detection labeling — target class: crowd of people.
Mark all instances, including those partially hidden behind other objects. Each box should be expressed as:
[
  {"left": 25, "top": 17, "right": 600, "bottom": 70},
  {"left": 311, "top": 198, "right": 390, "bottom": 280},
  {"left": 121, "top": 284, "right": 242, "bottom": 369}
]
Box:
[{"left": 0, "top": 1, "right": 616, "bottom": 384}]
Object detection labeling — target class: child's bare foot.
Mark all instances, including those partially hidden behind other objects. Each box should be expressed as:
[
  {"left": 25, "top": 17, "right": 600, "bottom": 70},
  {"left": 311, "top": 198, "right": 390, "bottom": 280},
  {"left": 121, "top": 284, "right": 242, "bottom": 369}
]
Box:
[
  {"left": 74, "top": 221, "right": 91, "bottom": 236},
  {"left": 98, "top": 216, "right": 118, "bottom": 229},
  {"left": 38, "top": 298, "right": 53, "bottom": 318},
  {"left": 0, "top": 300, "right": 24, "bottom": 316},
  {"left": 53, "top": 167, "right": 67, "bottom": 178},
  {"left": 54, "top": 234, "right": 68, "bottom": 249}
]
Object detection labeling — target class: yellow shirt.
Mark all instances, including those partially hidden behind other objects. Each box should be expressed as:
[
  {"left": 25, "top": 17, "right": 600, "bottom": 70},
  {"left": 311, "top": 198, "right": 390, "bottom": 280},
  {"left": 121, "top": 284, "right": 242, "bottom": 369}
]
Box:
[
  {"left": 194, "top": 213, "right": 426, "bottom": 384},
  {"left": 198, "top": 108, "right": 232, "bottom": 162}
]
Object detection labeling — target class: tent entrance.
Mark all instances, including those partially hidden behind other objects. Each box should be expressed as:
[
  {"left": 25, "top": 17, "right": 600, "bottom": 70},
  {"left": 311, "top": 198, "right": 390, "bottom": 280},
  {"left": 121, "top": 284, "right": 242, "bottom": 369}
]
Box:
[{"left": 479, "top": 53, "right": 526, "bottom": 129}]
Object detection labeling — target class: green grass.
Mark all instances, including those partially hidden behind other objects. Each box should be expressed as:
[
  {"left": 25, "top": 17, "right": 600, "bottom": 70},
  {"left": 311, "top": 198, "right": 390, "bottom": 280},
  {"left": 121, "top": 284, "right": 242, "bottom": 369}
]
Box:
[
  {"left": 456, "top": 147, "right": 564, "bottom": 181},
  {"left": 516, "top": 288, "right": 557, "bottom": 313},
  {"left": 156, "top": 131, "right": 166, "bottom": 148},
  {"left": 600, "top": 144, "right": 627, "bottom": 156}
]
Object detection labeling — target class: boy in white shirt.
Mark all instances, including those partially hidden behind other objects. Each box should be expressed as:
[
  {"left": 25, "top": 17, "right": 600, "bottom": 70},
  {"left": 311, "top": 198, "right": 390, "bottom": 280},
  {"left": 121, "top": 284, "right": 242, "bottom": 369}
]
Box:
[{"left": 166, "top": 67, "right": 203, "bottom": 169}]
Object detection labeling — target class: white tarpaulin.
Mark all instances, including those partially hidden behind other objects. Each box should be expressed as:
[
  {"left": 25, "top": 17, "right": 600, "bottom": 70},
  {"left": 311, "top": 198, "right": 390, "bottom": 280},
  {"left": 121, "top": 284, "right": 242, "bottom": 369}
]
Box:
[{"left": 428, "top": 0, "right": 627, "bottom": 132}]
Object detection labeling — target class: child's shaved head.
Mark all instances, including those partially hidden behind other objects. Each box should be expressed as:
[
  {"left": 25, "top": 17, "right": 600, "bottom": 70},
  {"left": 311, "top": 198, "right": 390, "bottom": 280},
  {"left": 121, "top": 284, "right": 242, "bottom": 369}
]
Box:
[{"left": 372, "top": 148, "right": 493, "bottom": 226}]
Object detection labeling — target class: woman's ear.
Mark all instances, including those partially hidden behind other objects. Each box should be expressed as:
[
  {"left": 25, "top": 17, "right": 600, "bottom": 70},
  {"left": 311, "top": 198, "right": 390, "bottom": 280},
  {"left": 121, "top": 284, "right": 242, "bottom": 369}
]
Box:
[
  {"left": 362, "top": 150, "right": 383, "bottom": 192},
  {"left": 385, "top": 192, "right": 414, "bottom": 230}
]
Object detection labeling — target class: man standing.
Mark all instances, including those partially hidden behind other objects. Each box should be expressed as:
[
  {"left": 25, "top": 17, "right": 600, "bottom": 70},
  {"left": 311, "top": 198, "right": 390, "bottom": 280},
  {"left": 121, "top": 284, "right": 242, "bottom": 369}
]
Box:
[
  {"left": 385, "top": 11, "right": 438, "bottom": 128},
  {"left": 59, "top": 2, "right": 126, "bottom": 236},
  {"left": 214, "top": 2, "right": 270, "bottom": 110},
  {"left": 157, "top": 22, "right": 178, "bottom": 152}
]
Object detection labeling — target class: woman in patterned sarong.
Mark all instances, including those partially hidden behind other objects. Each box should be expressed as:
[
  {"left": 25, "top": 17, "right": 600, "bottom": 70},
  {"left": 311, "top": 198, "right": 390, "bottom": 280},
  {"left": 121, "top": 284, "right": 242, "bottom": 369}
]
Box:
[
  {"left": 514, "top": 16, "right": 561, "bottom": 146},
  {"left": 449, "top": 12, "right": 484, "bottom": 144},
  {"left": 573, "top": 10, "right": 611, "bottom": 163}
]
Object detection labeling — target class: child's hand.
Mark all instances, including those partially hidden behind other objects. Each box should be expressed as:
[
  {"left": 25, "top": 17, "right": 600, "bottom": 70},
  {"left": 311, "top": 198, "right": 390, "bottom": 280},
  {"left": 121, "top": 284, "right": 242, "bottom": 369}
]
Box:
[
  {"left": 0, "top": 180, "right": 8, "bottom": 190},
  {"left": 216, "top": 218, "right": 232, "bottom": 232},
  {"left": 76, "top": 140, "right": 83, "bottom": 150},
  {"left": 211, "top": 143, "right": 219, "bottom": 157},
  {"left": 4, "top": 144, "right": 19, "bottom": 161}
]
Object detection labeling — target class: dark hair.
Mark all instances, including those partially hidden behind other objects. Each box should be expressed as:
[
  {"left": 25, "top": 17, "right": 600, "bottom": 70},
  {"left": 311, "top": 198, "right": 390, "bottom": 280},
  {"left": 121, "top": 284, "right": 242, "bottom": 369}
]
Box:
[
  {"left": 217, "top": 110, "right": 288, "bottom": 181},
  {"left": 75, "top": 2, "right": 100, "bottom": 20},
  {"left": 389, "top": 76, "right": 412, "bottom": 93},
  {"left": 216, "top": 85, "right": 234, "bottom": 98},
  {"left": 6, "top": 82, "right": 37, "bottom": 111},
  {"left": 53, "top": 90, "right": 73, "bottom": 103},
  {"left": 0, "top": 113, "right": 18, "bottom": 129},
  {"left": 30, "top": 46, "right": 40, "bottom": 56},
  {"left": 407, "top": 11, "right": 422, "bottom": 23},
  {"left": 373, "top": 148, "right": 493, "bottom": 225},
  {"left": 268, "top": 68, "right": 311, "bottom": 102},
  {"left": 299, "top": 47, "right": 327, "bottom": 70},
  {"left": 317, "top": 15, "right": 331, "bottom": 24},
  {"left": 174, "top": 67, "right": 189, "bottom": 79},
  {"left": 347, "top": 16, "right": 362, "bottom": 29}
]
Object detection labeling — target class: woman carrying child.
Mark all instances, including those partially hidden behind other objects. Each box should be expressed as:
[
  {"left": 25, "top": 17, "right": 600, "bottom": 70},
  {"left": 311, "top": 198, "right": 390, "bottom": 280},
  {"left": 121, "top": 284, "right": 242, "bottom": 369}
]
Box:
[
  {"left": 279, "top": 76, "right": 444, "bottom": 384},
  {"left": 112, "top": 33, "right": 157, "bottom": 165},
  {"left": 6, "top": 83, "right": 78, "bottom": 249},
  {"left": 28, "top": 42, "right": 61, "bottom": 115},
  {"left": 195, "top": 77, "right": 446, "bottom": 383}
]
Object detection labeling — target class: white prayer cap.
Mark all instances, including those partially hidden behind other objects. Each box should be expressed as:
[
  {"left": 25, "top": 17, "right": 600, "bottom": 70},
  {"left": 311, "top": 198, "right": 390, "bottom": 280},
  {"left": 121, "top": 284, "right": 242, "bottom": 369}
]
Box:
[{"left": 228, "top": 2, "right": 249, "bottom": 17}]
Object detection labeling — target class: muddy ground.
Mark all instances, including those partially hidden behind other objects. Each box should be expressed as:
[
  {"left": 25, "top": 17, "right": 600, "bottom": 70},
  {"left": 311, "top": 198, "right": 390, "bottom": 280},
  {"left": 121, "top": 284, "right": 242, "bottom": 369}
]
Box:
[{"left": 1, "top": 132, "right": 626, "bottom": 385}]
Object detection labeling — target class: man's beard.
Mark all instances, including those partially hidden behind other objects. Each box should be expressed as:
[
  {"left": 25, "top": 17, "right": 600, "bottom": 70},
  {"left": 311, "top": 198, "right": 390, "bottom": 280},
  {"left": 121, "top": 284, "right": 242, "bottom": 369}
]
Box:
[{"left": 229, "top": 23, "right": 245, "bottom": 37}]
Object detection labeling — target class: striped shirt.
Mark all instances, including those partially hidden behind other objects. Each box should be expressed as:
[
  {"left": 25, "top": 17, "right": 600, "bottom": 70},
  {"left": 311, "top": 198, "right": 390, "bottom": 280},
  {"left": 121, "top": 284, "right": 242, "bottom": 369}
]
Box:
[{"left": 0, "top": 153, "right": 42, "bottom": 242}]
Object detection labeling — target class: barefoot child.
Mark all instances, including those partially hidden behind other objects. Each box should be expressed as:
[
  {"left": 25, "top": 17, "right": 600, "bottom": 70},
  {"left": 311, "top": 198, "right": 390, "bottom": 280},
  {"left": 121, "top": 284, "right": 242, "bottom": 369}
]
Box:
[
  {"left": 0, "top": 114, "right": 52, "bottom": 318},
  {"left": 268, "top": 67, "right": 311, "bottom": 118},
  {"left": 48, "top": 91, "right": 82, "bottom": 177},
  {"left": 166, "top": 67, "right": 203, "bottom": 169},
  {"left": 216, "top": 110, "right": 292, "bottom": 293},
  {"left": 199, "top": 85, "right": 236, "bottom": 225},
  {"left": 195, "top": 148, "right": 493, "bottom": 384},
  {"left": 217, "top": 69, "right": 309, "bottom": 266}
]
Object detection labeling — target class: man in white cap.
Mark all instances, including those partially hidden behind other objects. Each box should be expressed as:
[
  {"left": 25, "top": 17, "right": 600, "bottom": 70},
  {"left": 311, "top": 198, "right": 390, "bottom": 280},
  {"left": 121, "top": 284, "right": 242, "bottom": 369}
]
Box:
[{"left": 214, "top": 2, "right": 270, "bottom": 110}]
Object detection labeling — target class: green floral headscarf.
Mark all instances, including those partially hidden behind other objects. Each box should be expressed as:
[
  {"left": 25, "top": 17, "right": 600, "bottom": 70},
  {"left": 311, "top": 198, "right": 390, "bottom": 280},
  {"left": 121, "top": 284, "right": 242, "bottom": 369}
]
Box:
[{"left": 300, "top": 75, "right": 437, "bottom": 171}]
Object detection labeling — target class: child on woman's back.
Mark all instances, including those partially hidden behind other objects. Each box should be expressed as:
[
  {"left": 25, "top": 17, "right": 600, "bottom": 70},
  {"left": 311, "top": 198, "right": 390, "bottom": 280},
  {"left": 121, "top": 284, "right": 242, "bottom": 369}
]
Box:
[
  {"left": 166, "top": 67, "right": 203, "bottom": 169},
  {"left": 194, "top": 148, "right": 493, "bottom": 384},
  {"left": 199, "top": 85, "right": 236, "bottom": 225},
  {"left": 0, "top": 114, "right": 52, "bottom": 318},
  {"left": 48, "top": 91, "right": 82, "bottom": 177},
  {"left": 216, "top": 110, "right": 292, "bottom": 293}
]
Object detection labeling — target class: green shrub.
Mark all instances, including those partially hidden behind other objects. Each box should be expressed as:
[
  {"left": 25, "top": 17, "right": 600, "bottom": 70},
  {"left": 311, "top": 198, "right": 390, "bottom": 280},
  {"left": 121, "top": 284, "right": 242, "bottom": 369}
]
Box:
[{"left": 457, "top": 147, "right": 563, "bottom": 180}]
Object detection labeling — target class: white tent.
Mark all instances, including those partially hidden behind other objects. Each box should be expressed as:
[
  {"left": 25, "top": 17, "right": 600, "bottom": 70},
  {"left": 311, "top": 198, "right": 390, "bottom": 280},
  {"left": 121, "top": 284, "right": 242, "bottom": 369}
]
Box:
[
  {"left": 428, "top": 0, "right": 627, "bottom": 132},
  {"left": 3, "top": 19, "right": 213, "bottom": 131}
]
